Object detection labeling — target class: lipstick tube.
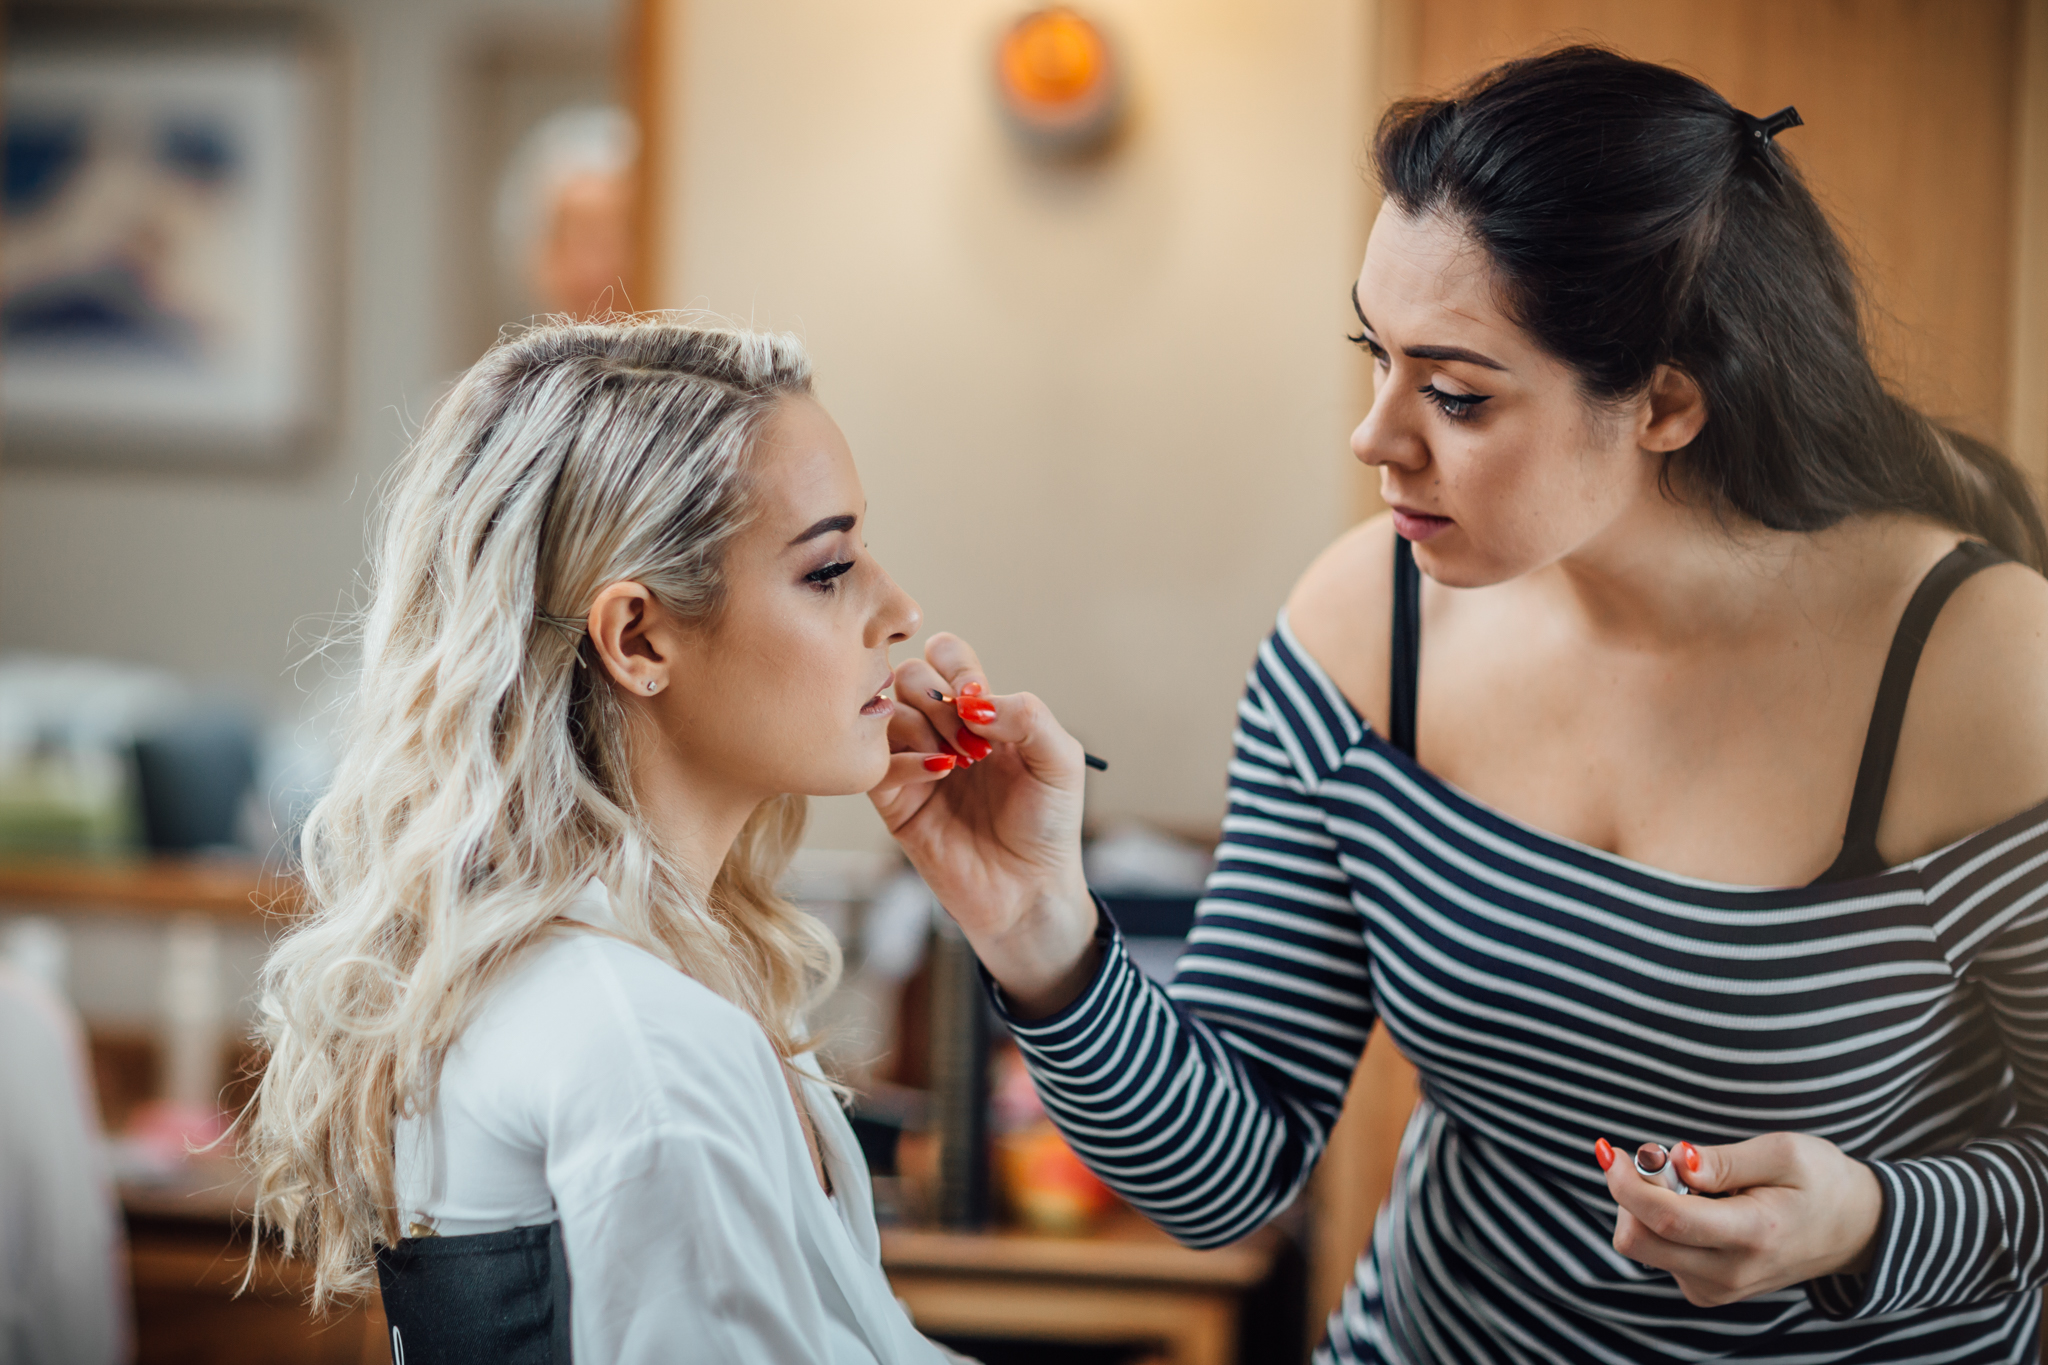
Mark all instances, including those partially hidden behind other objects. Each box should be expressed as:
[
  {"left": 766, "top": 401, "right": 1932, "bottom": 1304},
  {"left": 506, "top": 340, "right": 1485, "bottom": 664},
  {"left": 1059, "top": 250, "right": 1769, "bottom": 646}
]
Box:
[{"left": 1634, "top": 1142, "right": 1692, "bottom": 1196}]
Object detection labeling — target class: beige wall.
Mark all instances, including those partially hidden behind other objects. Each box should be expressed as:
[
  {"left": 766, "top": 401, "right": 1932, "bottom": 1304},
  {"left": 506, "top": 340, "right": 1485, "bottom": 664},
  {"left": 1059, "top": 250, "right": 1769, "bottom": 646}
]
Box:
[{"left": 645, "top": 0, "right": 1377, "bottom": 849}]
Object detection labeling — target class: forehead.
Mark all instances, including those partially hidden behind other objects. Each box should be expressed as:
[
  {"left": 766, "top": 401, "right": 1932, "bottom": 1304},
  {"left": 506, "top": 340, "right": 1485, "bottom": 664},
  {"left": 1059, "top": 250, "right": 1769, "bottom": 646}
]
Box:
[
  {"left": 1356, "top": 204, "right": 1515, "bottom": 346},
  {"left": 750, "top": 396, "right": 861, "bottom": 528}
]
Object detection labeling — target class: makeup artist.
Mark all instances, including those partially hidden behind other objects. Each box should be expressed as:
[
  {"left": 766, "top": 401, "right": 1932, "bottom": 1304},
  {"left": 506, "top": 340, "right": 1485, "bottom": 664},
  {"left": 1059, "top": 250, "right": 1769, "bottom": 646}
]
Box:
[{"left": 871, "top": 47, "right": 2048, "bottom": 1365}]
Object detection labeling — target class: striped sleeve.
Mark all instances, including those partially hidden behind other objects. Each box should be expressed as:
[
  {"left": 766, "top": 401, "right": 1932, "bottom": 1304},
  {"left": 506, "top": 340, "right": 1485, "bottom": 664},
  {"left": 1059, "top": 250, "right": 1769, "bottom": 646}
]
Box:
[
  {"left": 1812, "top": 815, "right": 2048, "bottom": 1319},
  {"left": 994, "top": 639, "right": 1374, "bottom": 1248}
]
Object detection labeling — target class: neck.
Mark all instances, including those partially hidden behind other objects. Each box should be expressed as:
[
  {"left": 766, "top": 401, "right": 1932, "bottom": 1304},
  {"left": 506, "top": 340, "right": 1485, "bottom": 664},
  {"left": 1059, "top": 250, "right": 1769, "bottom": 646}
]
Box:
[
  {"left": 625, "top": 718, "right": 761, "bottom": 901},
  {"left": 1539, "top": 489, "right": 1820, "bottom": 648}
]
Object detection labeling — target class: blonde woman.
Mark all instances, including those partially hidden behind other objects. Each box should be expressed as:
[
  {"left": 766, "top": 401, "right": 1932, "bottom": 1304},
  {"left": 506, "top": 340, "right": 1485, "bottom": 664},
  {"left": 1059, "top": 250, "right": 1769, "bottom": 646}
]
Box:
[{"left": 245, "top": 318, "right": 967, "bottom": 1363}]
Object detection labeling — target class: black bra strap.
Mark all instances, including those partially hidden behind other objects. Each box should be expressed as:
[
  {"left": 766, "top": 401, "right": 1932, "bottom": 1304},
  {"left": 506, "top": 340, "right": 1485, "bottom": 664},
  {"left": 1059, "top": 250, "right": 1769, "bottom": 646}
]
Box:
[
  {"left": 1813, "top": 540, "right": 2008, "bottom": 884},
  {"left": 1390, "top": 534, "right": 1422, "bottom": 758}
]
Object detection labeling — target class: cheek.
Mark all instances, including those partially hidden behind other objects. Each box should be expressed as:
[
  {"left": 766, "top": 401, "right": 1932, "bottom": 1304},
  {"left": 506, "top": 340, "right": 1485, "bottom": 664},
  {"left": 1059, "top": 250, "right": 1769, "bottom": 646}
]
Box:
[
  {"left": 734, "top": 616, "right": 856, "bottom": 725},
  {"left": 1432, "top": 412, "right": 1639, "bottom": 576},
  {"left": 712, "top": 602, "right": 889, "bottom": 786}
]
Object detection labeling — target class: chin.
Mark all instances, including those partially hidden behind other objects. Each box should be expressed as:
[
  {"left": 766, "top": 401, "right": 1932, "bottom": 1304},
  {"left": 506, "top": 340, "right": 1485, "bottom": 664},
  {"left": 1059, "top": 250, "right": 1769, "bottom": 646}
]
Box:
[
  {"left": 1409, "top": 537, "right": 1480, "bottom": 589},
  {"left": 1411, "top": 534, "right": 1524, "bottom": 590},
  {"left": 799, "top": 743, "right": 892, "bottom": 798}
]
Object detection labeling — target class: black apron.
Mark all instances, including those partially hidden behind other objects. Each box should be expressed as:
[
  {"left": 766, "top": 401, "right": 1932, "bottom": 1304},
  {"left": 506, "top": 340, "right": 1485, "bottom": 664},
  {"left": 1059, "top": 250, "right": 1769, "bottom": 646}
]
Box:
[{"left": 376, "top": 1221, "right": 573, "bottom": 1364}]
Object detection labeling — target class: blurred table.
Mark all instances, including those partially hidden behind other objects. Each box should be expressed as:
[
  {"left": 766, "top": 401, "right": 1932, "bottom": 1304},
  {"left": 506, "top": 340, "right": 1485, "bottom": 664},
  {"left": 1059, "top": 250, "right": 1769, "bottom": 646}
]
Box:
[
  {"left": 0, "top": 856, "right": 296, "bottom": 921},
  {"left": 114, "top": 1140, "right": 389, "bottom": 1364},
  {"left": 882, "top": 1210, "right": 1281, "bottom": 1365}
]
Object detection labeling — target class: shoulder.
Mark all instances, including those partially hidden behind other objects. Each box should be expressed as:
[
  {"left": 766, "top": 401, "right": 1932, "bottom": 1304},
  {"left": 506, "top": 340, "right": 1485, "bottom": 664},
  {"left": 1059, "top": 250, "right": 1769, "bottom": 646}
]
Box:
[
  {"left": 452, "top": 929, "right": 783, "bottom": 1135},
  {"left": 1888, "top": 551, "right": 2048, "bottom": 856},
  {"left": 481, "top": 928, "right": 761, "bottom": 1047},
  {"left": 1283, "top": 512, "right": 1396, "bottom": 734}
]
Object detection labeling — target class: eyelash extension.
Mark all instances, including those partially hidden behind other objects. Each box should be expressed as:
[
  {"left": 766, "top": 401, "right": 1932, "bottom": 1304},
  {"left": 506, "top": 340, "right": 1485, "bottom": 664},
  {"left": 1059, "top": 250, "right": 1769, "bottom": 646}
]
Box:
[
  {"left": 805, "top": 560, "right": 854, "bottom": 590},
  {"left": 1418, "top": 383, "right": 1490, "bottom": 421},
  {"left": 1348, "top": 330, "right": 1488, "bottom": 420}
]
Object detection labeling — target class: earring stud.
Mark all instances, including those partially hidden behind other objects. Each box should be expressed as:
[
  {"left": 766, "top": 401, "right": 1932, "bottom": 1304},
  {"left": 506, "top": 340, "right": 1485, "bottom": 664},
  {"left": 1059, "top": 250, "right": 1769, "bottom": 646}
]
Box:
[{"left": 645, "top": 679, "right": 658, "bottom": 693}]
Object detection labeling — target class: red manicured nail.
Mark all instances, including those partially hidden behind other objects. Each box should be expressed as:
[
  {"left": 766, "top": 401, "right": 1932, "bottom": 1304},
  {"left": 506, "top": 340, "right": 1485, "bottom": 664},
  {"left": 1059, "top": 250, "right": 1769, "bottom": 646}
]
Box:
[
  {"left": 1675, "top": 1141, "right": 1700, "bottom": 1174},
  {"left": 959, "top": 680, "right": 986, "bottom": 698},
  {"left": 1594, "top": 1138, "right": 1615, "bottom": 1171},
  {"left": 956, "top": 731, "right": 994, "bottom": 761},
  {"left": 958, "top": 699, "right": 997, "bottom": 724},
  {"left": 923, "top": 754, "right": 957, "bottom": 772}
]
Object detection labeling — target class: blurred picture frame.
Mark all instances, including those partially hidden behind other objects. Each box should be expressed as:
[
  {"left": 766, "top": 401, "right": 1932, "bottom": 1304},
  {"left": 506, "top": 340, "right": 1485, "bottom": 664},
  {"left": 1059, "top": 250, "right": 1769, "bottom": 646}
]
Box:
[{"left": 2, "top": 10, "right": 342, "bottom": 470}]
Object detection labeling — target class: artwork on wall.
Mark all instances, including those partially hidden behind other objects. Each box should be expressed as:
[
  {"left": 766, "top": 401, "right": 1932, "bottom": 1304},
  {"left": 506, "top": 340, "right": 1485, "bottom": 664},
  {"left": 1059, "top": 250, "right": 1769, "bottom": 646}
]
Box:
[{"left": 2, "top": 13, "right": 339, "bottom": 469}]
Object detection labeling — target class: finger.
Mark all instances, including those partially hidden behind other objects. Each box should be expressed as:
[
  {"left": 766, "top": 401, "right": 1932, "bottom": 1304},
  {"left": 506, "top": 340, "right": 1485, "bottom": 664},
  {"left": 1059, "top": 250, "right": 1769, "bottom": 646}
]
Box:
[
  {"left": 1610, "top": 1212, "right": 1750, "bottom": 1301},
  {"left": 1677, "top": 1132, "right": 1799, "bottom": 1196},
  {"left": 893, "top": 659, "right": 974, "bottom": 759},
  {"left": 867, "top": 751, "right": 957, "bottom": 835},
  {"left": 874, "top": 750, "right": 959, "bottom": 788},
  {"left": 895, "top": 655, "right": 996, "bottom": 764},
  {"left": 1604, "top": 1152, "right": 1746, "bottom": 1250},
  {"left": 953, "top": 688, "right": 1085, "bottom": 783},
  {"left": 889, "top": 662, "right": 952, "bottom": 750},
  {"left": 924, "top": 632, "right": 988, "bottom": 700}
]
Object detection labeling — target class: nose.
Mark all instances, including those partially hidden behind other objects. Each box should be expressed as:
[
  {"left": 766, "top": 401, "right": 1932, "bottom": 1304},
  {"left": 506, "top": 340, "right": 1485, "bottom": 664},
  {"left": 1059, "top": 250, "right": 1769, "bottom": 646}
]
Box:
[
  {"left": 869, "top": 565, "right": 921, "bottom": 648},
  {"left": 1351, "top": 373, "right": 1429, "bottom": 477}
]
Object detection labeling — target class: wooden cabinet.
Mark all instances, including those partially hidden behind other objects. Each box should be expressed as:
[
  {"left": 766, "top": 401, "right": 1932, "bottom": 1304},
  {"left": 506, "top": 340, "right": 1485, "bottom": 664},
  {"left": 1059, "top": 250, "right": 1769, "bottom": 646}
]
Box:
[
  {"left": 127, "top": 1214, "right": 388, "bottom": 1365},
  {"left": 884, "top": 1213, "right": 1284, "bottom": 1365}
]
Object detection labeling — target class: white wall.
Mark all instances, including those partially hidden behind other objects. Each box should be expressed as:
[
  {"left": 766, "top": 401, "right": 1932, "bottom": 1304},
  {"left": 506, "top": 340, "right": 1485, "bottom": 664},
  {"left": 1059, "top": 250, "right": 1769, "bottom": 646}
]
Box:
[
  {"left": 651, "top": 0, "right": 1376, "bottom": 848},
  {"left": 0, "top": 0, "right": 620, "bottom": 711}
]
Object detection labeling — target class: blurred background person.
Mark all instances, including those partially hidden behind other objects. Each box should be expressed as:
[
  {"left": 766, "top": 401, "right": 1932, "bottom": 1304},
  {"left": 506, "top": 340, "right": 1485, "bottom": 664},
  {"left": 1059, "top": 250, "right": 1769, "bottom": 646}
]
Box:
[
  {"left": 494, "top": 104, "right": 637, "bottom": 320},
  {"left": 0, "top": 958, "right": 130, "bottom": 1365}
]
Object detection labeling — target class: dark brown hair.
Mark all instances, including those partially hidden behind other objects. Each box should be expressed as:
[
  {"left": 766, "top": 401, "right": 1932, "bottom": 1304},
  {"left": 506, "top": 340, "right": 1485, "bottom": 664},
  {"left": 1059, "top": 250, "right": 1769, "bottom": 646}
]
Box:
[{"left": 1374, "top": 45, "right": 2047, "bottom": 570}]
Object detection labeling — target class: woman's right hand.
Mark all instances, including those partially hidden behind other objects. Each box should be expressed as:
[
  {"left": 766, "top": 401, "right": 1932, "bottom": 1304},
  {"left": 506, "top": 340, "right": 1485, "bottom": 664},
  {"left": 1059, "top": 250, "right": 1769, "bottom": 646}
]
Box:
[{"left": 868, "top": 632, "right": 1102, "bottom": 1017}]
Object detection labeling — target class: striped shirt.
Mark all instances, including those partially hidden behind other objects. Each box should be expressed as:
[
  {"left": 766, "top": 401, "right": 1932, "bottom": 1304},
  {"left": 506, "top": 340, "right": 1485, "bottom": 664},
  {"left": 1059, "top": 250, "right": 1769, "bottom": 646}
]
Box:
[{"left": 997, "top": 615, "right": 2048, "bottom": 1363}]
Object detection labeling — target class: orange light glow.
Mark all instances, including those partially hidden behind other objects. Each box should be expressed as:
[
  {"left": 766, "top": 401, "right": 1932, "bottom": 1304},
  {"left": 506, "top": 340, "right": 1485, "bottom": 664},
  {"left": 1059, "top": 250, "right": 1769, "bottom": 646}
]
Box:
[{"left": 997, "top": 8, "right": 1108, "bottom": 112}]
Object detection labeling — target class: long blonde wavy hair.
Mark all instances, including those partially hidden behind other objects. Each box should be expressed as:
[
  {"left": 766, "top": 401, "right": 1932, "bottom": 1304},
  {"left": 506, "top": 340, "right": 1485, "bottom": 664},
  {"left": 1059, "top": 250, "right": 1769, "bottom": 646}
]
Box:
[{"left": 244, "top": 316, "right": 843, "bottom": 1309}]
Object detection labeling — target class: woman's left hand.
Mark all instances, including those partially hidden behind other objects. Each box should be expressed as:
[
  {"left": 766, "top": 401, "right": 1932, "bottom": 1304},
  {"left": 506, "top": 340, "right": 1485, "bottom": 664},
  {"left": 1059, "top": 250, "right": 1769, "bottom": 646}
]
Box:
[{"left": 1598, "top": 1131, "right": 1883, "bottom": 1305}]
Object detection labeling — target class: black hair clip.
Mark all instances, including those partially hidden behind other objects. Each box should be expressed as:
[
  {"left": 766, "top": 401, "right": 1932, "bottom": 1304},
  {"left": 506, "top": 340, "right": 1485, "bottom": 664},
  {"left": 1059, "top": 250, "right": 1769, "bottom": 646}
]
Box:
[
  {"left": 1738, "top": 105, "right": 1803, "bottom": 144},
  {"left": 1733, "top": 105, "right": 1802, "bottom": 182}
]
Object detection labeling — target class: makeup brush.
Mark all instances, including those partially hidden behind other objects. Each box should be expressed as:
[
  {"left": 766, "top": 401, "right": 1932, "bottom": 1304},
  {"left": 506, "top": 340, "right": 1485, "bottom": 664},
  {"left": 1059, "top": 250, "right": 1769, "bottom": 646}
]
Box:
[{"left": 926, "top": 689, "right": 1109, "bottom": 771}]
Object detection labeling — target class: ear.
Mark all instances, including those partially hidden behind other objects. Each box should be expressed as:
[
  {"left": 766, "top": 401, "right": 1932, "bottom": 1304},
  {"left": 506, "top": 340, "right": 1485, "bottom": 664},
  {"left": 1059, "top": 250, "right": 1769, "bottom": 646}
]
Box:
[
  {"left": 1640, "top": 365, "right": 1708, "bottom": 453},
  {"left": 587, "top": 580, "right": 683, "bottom": 698}
]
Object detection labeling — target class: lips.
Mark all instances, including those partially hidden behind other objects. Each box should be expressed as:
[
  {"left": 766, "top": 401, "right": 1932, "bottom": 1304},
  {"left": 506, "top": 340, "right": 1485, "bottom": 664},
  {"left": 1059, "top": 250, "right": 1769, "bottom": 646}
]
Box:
[
  {"left": 1389, "top": 504, "right": 1453, "bottom": 542},
  {"left": 860, "top": 675, "right": 895, "bottom": 718}
]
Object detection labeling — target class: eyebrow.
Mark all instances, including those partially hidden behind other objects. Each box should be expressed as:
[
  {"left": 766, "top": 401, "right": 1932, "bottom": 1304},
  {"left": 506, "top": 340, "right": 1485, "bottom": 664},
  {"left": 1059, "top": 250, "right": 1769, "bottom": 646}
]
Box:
[
  {"left": 1351, "top": 283, "right": 1507, "bottom": 372},
  {"left": 788, "top": 514, "right": 857, "bottom": 546}
]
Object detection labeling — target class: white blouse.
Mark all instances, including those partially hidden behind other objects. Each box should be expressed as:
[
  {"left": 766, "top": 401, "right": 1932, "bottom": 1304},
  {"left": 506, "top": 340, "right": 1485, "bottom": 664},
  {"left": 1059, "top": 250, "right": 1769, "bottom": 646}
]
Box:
[{"left": 393, "top": 882, "right": 954, "bottom": 1364}]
